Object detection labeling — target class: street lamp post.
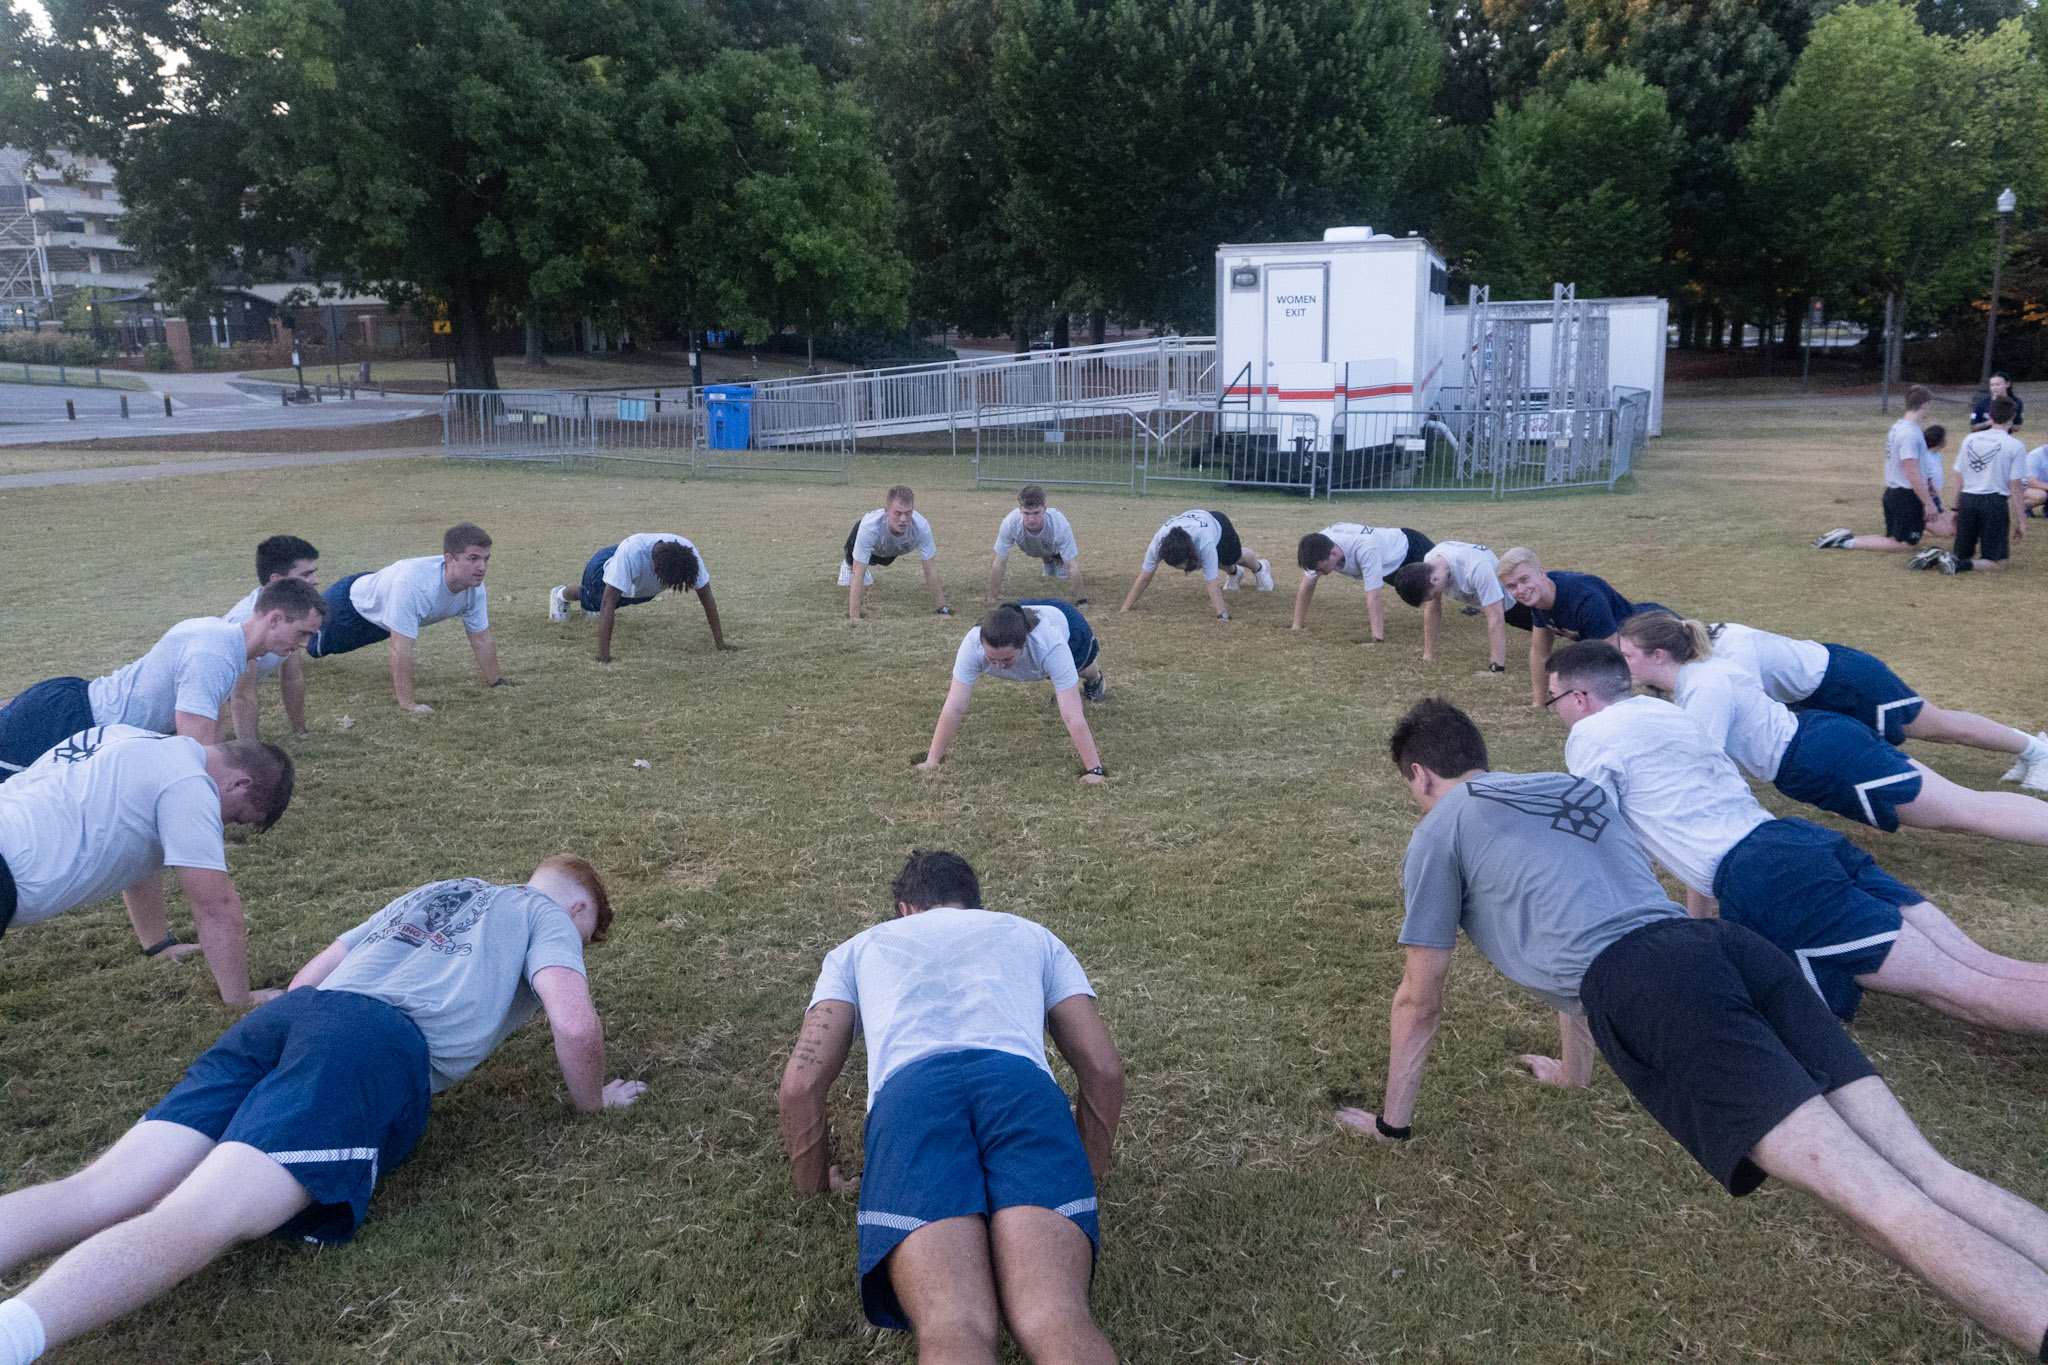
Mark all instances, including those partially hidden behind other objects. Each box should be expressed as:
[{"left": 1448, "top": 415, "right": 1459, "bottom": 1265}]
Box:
[{"left": 1980, "top": 186, "right": 2017, "bottom": 387}]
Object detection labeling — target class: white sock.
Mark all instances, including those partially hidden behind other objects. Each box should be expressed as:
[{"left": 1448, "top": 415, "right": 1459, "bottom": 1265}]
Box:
[
  {"left": 0, "top": 1299, "right": 47, "bottom": 1365},
  {"left": 2026, "top": 733, "right": 2048, "bottom": 763}
]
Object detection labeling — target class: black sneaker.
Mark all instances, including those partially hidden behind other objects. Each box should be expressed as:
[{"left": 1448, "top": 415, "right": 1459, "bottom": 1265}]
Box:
[{"left": 1081, "top": 671, "right": 1105, "bottom": 703}]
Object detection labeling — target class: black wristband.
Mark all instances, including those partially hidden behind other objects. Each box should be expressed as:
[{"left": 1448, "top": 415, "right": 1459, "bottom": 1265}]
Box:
[
  {"left": 142, "top": 934, "right": 179, "bottom": 957},
  {"left": 1487, "top": 662, "right": 1506, "bottom": 673},
  {"left": 1375, "top": 1114, "right": 1412, "bottom": 1141},
  {"left": 1080, "top": 765, "right": 1105, "bottom": 777},
  {"left": 491, "top": 677, "right": 508, "bottom": 686}
]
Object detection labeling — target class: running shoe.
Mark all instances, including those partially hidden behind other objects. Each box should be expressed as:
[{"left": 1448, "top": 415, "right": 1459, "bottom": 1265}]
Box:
[
  {"left": 1906, "top": 547, "right": 1945, "bottom": 571},
  {"left": 548, "top": 585, "right": 570, "bottom": 622},
  {"left": 1812, "top": 528, "right": 1854, "bottom": 549},
  {"left": 1081, "top": 670, "right": 1105, "bottom": 703},
  {"left": 1042, "top": 560, "right": 1055, "bottom": 577},
  {"left": 1253, "top": 558, "right": 1275, "bottom": 591},
  {"left": 1222, "top": 567, "right": 1242, "bottom": 591},
  {"left": 1937, "top": 550, "right": 1961, "bottom": 574},
  {"left": 2003, "top": 732, "right": 2048, "bottom": 788},
  {"left": 836, "top": 563, "right": 874, "bottom": 587}
]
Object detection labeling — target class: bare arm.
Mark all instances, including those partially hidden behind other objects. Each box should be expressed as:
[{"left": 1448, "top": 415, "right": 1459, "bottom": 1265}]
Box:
[
  {"left": 289, "top": 938, "right": 351, "bottom": 990},
  {"left": 1364, "top": 586, "right": 1386, "bottom": 643},
  {"left": 1684, "top": 886, "right": 1715, "bottom": 919},
  {"left": 696, "top": 585, "right": 726, "bottom": 650},
  {"left": 1047, "top": 994, "right": 1124, "bottom": 1177},
  {"left": 1528, "top": 627, "right": 1555, "bottom": 708},
  {"left": 596, "top": 585, "right": 623, "bottom": 662},
  {"left": 229, "top": 672, "right": 260, "bottom": 741},
  {"left": 1054, "top": 685, "right": 1103, "bottom": 780},
  {"left": 1066, "top": 556, "right": 1086, "bottom": 602},
  {"left": 174, "top": 866, "right": 261, "bottom": 1005},
  {"left": 387, "top": 634, "right": 427, "bottom": 711},
  {"left": 1420, "top": 597, "right": 1441, "bottom": 661},
  {"left": 1120, "top": 568, "right": 1154, "bottom": 612},
  {"left": 122, "top": 872, "right": 173, "bottom": 950},
  {"left": 1291, "top": 574, "right": 1316, "bottom": 630},
  {"left": 1483, "top": 601, "right": 1508, "bottom": 670},
  {"left": 922, "top": 556, "right": 948, "bottom": 611},
  {"left": 989, "top": 554, "right": 1008, "bottom": 604},
  {"left": 1380, "top": 946, "right": 1450, "bottom": 1127},
  {"left": 778, "top": 1000, "right": 858, "bottom": 1195},
  {"left": 530, "top": 965, "right": 644, "bottom": 1112},
  {"left": 1904, "top": 456, "right": 1936, "bottom": 517},
  {"left": 918, "top": 679, "right": 974, "bottom": 770},
  {"left": 2011, "top": 476, "right": 2026, "bottom": 540},
  {"left": 848, "top": 567, "right": 866, "bottom": 621},
  {"left": 467, "top": 627, "right": 502, "bottom": 686},
  {"left": 1205, "top": 574, "right": 1229, "bottom": 617},
  {"left": 280, "top": 652, "right": 308, "bottom": 735},
  {"left": 173, "top": 710, "right": 219, "bottom": 745}
]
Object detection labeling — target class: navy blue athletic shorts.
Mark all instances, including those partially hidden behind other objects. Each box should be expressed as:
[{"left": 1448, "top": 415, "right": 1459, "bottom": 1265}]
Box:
[
  {"left": 578, "top": 546, "right": 659, "bottom": 615},
  {"left": 0, "top": 676, "right": 94, "bottom": 781},
  {"left": 145, "top": 988, "right": 432, "bottom": 1244},
  {"left": 1581, "top": 917, "right": 1879, "bottom": 1196},
  {"left": 1712, "top": 818, "right": 1922, "bottom": 1019},
  {"left": 1772, "top": 710, "right": 1922, "bottom": 832},
  {"left": 1019, "top": 598, "right": 1100, "bottom": 675},
  {"left": 1795, "top": 644, "right": 1923, "bottom": 743},
  {"left": 306, "top": 573, "right": 390, "bottom": 658},
  {"left": 856, "top": 1049, "right": 1098, "bottom": 1331}
]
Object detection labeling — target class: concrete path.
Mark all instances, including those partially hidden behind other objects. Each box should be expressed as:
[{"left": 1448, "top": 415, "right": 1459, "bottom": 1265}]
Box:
[
  {"left": 0, "top": 368, "right": 433, "bottom": 445},
  {"left": 0, "top": 445, "right": 438, "bottom": 490}
]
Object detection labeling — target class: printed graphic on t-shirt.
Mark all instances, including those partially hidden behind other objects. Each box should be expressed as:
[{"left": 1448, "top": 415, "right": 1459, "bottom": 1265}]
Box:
[
  {"left": 1466, "top": 775, "right": 1611, "bottom": 842},
  {"left": 1963, "top": 442, "right": 2006, "bottom": 476},
  {"left": 359, "top": 883, "right": 486, "bottom": 956},
  {"left": 48, "top": 727, "right": 161, "bottom": 765}
]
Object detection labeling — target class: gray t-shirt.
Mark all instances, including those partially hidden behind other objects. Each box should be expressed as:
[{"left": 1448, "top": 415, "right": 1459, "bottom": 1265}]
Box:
[
  {"left": 1885, "top": 417, "right": 1929, "bottom": 491},
  {"left": 320, "top": 878, "right": 587, "bottom": 1092},
  {"left": 1398, "top": 772, "right": 1685, "bottom": 1013}
]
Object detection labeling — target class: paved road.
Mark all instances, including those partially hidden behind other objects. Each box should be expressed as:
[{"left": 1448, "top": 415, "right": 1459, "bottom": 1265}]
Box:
[
  {"left": 0, "top": 370, "right": 434, "bottom": 445},
  {"left": 0, "top": 445, "right": 439, "bottom": 490}
]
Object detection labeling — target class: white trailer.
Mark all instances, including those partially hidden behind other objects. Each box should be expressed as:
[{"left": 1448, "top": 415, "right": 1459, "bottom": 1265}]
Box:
[{"left": 1446, "top": 295, "right": 1668, "bottom": 435}]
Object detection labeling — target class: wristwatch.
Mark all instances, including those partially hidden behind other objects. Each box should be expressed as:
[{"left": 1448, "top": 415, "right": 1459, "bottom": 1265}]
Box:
[
  {"left": 1486, "top": 662, "right": 1506, "bottom": 673},
  {"left": 1079, "top": 765, "right": 1106, "bottom": 778}
]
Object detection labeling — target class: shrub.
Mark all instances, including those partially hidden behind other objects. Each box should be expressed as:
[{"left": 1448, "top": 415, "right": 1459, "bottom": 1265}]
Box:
[
  {"left": 0, "top": 330, "right": 104, "bottom": 366},
  {"left": 144, "top": 343, "right": 175, "bottom": 371}
]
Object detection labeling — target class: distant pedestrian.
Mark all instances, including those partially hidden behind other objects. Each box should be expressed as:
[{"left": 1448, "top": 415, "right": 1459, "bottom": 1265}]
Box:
[{"left": 1969, "top": 372, "right": 2023, "bottom": 432}]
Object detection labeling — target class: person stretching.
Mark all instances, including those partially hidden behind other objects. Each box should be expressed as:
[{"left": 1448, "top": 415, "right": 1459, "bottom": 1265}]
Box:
[
  {"left": 1337, "top": 698, "right": 2048, "bottom": 1363},
  {"left": 1548, "top": 640, "right": 2048, "bottom": 1036},
  {"left": 549, "top": 533, "right": 726, "bottom": 662},
  {"left": 1386, "top": 542, "right": 1509, "bottom": 676},
  {"left": 1291, "top": 523, "right": 1433, "bottom": 641},
  {"left": 990, "top": 485, "right": 1086, "bottom": 605},
  {"left": 1708, "top": 620, "right": 2048, "bottom": 790},
  {"left": 917, "top": 602, "right": 1107, "bottom": 784},
  {"left": 0, "top": 724, "right": 294, "bottom": 1005},
  {"left": 225, "top": 535, "right": 321, "bottom": 741},
  {"left": 1494, "top": 546, "right": 1668, "bottom": 708},
  {"left": 844, "top": 486, "right": 951, "bottom": 620},
  {"left": 1120, "top": 509, "right": 1273, "bottom": 619},
  {"left": 0, "top": 857, "right": 645, "bottom": 1365},
  {"left": 1813, "top": 385, "right": 1953, "bottom": 551},
  {"left": 307, "top": 523, "right": 503, "bottom": 713},
  {"left": 1615, "top": 612, "right": 2048, "bottom": 846},
  {"left": 0, "top": 579, "right": 326, "bottom": 778},
  {"left": 779, "top": 849, "right": 1124, "bottom": 1364}
]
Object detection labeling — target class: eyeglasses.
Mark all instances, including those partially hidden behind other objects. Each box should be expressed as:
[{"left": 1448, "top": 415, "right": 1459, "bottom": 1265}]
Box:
[{"left": 1543, "top": 688, "right": 1581, "bottom": 708}]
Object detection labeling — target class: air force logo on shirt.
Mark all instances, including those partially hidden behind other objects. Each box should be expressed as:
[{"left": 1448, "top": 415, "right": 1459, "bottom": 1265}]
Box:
[
  {"left": 1467, "top": 774, "right": 1612, "bottom": 842},
  {"left": 50, "top": 727, "right": 165, "bottom": 764}
]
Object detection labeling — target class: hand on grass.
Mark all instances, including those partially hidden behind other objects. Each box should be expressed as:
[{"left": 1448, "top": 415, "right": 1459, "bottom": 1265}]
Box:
[
  {"left": 162, "top": 942, "right": 205, "bottom": 964},
  {"left": 602, "top": 1079, "right": 649, "bottom": 1108},
  {"left": 1517, "top": 1054, "right": 1572, "bottom": 1086},
  {"left": 596, "top": 653, "right": 613, "bottom": 664},
  {"left": 913, "top": 752, "right": 940, "bottom": 772},
  {"left": 828, "top": 1164, "right": 857, "bottom": 1195},
  {"left": 1334, "top": 1107, "right": 1404, "bottom": 1144},
  {"left": 244, "top": 988, "right": 285, "bottom": 1007},
  {"left": 1081, "top": 771, "right": 1103, "bottom": 785},
  {"left": 403, "top": 702, "right": 434, "bottom": 714}
]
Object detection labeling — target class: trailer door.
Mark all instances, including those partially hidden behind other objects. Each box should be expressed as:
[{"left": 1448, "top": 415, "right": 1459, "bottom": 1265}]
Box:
[{"left": 1264, "top": 263, "right": 1328, "bottom": 376}]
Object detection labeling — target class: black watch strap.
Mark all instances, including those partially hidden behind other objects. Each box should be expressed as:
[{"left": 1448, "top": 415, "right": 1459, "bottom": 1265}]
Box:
[
  {"left": 1375, "top": 1114, "right": 1412, "bottom": 1140},
  {"left": 1080, "top": 765, "right": 1106, "bottom": 777},
  {"left": 142, "top": 934, "right": 179, "bottom": 957}
]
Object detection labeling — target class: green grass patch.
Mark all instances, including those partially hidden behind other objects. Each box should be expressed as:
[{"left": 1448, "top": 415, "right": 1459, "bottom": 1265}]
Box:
[{"left": 0, "top": 364, "right": 150, "bottom": 391}]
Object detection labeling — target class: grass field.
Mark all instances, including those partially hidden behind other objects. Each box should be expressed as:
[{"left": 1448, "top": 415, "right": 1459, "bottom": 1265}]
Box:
[
  {"left": 0, "top": 364, "right": 150, "bottom": 392},
  {"left": 3, "top": 384, "right": 2045, "bottom": 1362}
]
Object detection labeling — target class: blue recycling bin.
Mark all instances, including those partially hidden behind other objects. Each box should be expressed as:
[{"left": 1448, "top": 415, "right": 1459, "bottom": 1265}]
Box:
[{"left": 705, "top": 384, "right": 754, "bottom": 449}]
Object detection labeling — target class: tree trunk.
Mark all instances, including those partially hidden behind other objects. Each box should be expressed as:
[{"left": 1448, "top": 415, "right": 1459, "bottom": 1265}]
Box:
[
  {"left": 806, "top": 334, "right": 816, "bottom": 374},
  {"left": 1088, "top": 309, "right": 1106, "bottom": 346},
  {"left": 448, "top": 280, "right": 498, "bottom": 390},
  {"left": 1709, "top": 307, "right": 1725, "bottom": 351},
  {"left": 1013, "top": 317, "right": 1031, "bottom": 354},
  {"left": 1051, "top": 312, "right": 1070, "bottom": 349},
  {"left": 1782, "top": 297, "right": 1802, "bottom": 359},
  {"left": 524, "top": 314, "right": 547, "bottom": 367}
]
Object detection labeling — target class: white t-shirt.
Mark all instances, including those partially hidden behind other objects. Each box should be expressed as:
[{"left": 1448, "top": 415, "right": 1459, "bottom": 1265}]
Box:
[
  {"left": 951, "top": 608, "right": 1080, "bottom": 690},
  {"left": 851, "top": 508, "right": 938, "bottom": 564},
  {"left": 808, "top": 906, "right": 1096, "bottom": 1109},
  {"left": 224, "top": 588, "right": 286, "bottom": 680},
  {"left": 993, "top": 507, "right": 1079, "bottom": 562},
  {"left": 1141, "top": 510, "right": 1227, "bottom": 580},
  {"left": 1565, "top": 695, "right": 1773, "bottom": 895},
  {"left": 1306, "top": 523, "right": 1411, "bottom": 591},
  {"left": 1707, "top": 622, "right": 1829, "bottom": 705},
  {"left": 1884, "top": 417, "right": 1929, "bottom": 491},
  {"left": 0, "top": 726, "right": 226, "bottom": 925},
  {"left": 1674, "top": 656, "right": 1798, "bottom": 782},
  {"left": 1423, "top": 542, "right": 1505, "bottom": 608},
  {"left": 349, "top": 556, "right": 490, "bottom": 639},
  {"left": 88, "top": 617, "right": 248, "bottom": 732},
  {"left": 1954, "top": 430, "right": 2024, "bottom": 498},
  {"left": 2022, "top": 445, "right": 2048, "bottom": 484},
  {"left": 602, "top": 533, "right": 710, "bottom": 597}
]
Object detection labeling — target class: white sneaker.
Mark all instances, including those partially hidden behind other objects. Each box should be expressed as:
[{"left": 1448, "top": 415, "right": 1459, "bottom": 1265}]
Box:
[
  {"left": 1042, "top": 560, "right": 1055, "bottom": 577},
  {"left": 2006, "top": 732, "right": 2048, "bottom": 789},
  {"left": 838, "top": 562, "right": 853, "bottom": 587},
  {"left": 1051, "top": 560, "right": 1069, "bottom": 580},
  {"left": 1253, "top": 558, "right": 1275, "bottom": 591},
  {"left": 548, "top": 585, "right": 570, "bottom": 622},
  {"left": 1222, "top": 567, "right": 1241, "bottom": 591},
  {"left": 1813, "top": 528, "right": 1854, "bottom": 549}
]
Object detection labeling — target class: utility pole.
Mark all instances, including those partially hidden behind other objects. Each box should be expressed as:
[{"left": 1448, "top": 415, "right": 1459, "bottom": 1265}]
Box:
[{"left": 1979, "top": 187, "right": 2017, "bottom": 387}]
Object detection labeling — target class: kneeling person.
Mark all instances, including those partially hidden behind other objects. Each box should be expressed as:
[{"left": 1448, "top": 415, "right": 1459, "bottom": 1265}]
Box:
[
  {"left": 0, "top": 856, "right": 645, "bottom": 1365},
  {"left": 778, "top": 850, "right": 1124, "bottom": 1363},
  {"left": 1292, "top": 523, "right": 1433, "bottom": 641},
  {"left": 918, "top": 601, "right": 1107, "bottom": 783},
  {"left": 549, "top": 533, "right": 726, "bottom": 662}
]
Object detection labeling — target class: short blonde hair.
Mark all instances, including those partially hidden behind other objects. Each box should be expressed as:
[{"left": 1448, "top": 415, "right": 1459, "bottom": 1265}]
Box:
[{"left": 1495, "top": 546, "right": 1542, "bottom": 577}]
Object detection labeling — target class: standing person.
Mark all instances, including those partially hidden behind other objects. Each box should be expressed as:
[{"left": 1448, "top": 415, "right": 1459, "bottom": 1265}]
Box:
[
  {"left": 843, "top": 486, "right": 951, "bottom": 620},
  {"left": 916, "top": 602, "right": 1107, "bottom": 783},
  {"left": 1385, "top": 542, "right": 1510, "bottom": 676},
  {"left": 1119, "top": 509, "right": 1273, "bottom": 619},
  {"left": 1546, "top": 641, "right": 2048, "bottom": 1035},
  {"left": 1494, "top": 546, "right": 1668, "bottom": 708},
  {"left": 0, "top": 724, "right": 294, "bottom": 1006},
  {"left": 306, "top": 523, "right": 504, "bottom": 713},
  {"left": 0, "top": 858, "right": 645, "bottom": 1365},
  {"left": 1707, "top": 620, "right": 2048, "bottom": 789},
  {"left": 1336, "top": 698, "right": 2048, "bottom": 1364},
  {"left": 1614, "top": 612, "right": 2048, "bottom": 845},
  {"left": 989, "top": 486, "right": 1086, "bottom": 604},
  {"left": 1291, "top": 523, "right": 1433, "bottom": 641},
  {"left": 1813, "top": 386, "right": 1951, "bottom": 551},
  {"left": 0, "top": 580, "right": 327, "bottom": 778},
  {"left": 226, "top": 535, "right": 320, "bottom": 741},
  {"left": 1969, "top": 371, "right": 2023, "bottom": 432},
  {"left": 778, "top": 850, "right": 1124, "bottom": 1364},
  {"left": 1913, "top": 395, "right": 2025, "bottom": 573},
  {"left": 548, "top": 533, "right": 726, "bottom": 662}
]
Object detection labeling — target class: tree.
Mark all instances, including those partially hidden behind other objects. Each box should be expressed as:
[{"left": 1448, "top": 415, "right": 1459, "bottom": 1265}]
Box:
[{"left": 1460, "top": 67, "right": 1679, "bottom": 298}]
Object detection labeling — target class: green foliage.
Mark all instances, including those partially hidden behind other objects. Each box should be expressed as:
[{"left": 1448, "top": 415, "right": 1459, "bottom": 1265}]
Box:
[
  {"left": 0, "top": 329, "right": 102, "bottom": 365},
  {"left": 142, "top": 342, "right": 174, "bottom": 371},
  {"left": 1461, "top": 68, "right": 1679, "bottom": 298}
]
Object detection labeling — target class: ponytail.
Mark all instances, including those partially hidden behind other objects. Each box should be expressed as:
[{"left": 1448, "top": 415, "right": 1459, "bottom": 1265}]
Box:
[
  {"left": 1617, "top": 610, "right": 1713, "bottom": 663},
  {"left": 978, "top": 602, "right": 1040, "bottom": 650}
]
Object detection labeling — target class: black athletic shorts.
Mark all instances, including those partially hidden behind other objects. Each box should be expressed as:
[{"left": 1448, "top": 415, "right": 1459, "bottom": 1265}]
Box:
[
  {"left": 1400, "top": 528, "right": 1434, "bottom": 566},
  {"left": 1579, "top": 917, "right": 1878, "bottom": 1197},
  {"left": 1953, "top": 491, "right": 2011, "bottom": 562},
  {"left": 1880, "top": 486, "right": 1926, "bottom": 544},
  {"left": 0, "top": 849, "right": 15, "bottom": 938},
  {"left": 1208, "top": 511, "right": 1242, "bottom": 570},
  {"left": 844, "top": 521, "right": 900, "bottom": 569}
]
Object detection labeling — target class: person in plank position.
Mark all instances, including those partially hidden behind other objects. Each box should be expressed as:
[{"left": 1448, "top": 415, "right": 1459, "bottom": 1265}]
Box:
[
  {"left": 1291, "top": 523, "right": 1434, "bottom": 641},
  {"left": 1813, "top": 386, "right": 1954, "bottom": 551},
  {"left": 1386, "top": 542, "right": 1510, "bottom": 676},
  {"left": 990, "top": 486, "right": 1087, "bottom": 605},
  {"left": 1336, "top": 698, "right": 2048, "bottom": 1362},
  {"left": 226, "top": 535, "right": 321, "bottom": 741},
  {"left": 0, "top": 857, "right": 645, "bottom": 1365},
  {"left": 778, "top": 849, "right": 1124, "bottom": 1364},
  {"left": 1120, "top": 509, "right": 1273, "bottom": 619},
  {"left": 1707, "top": 620, "right": 2048, "bottom": 790},
  {"left": 1615, "top": 612, "right": 2048, "bottom": 847},
  {"left": 843, "top": 486, "right": 951, "bottom": 620},
  {"left": 917, "top": 602, "right": 1108, "bottom": 784},
  {"left": 0, "top": 724, "right": 294, "bottom": 1005},
  {"left": 1494, "top": 546, "right": 1667, "bottom": 708},
  {"left": 1547, "top": 640, "right": 2048, "bottom": 1036},
  {"left": 306, "top": 523, "right": 503, "bottom": 712},
  {"left": 0, "top": 580, "right": 326, "bottom": 779},
  {"left": 548, "top": 533, "right": 726, "bottom": 662}
]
